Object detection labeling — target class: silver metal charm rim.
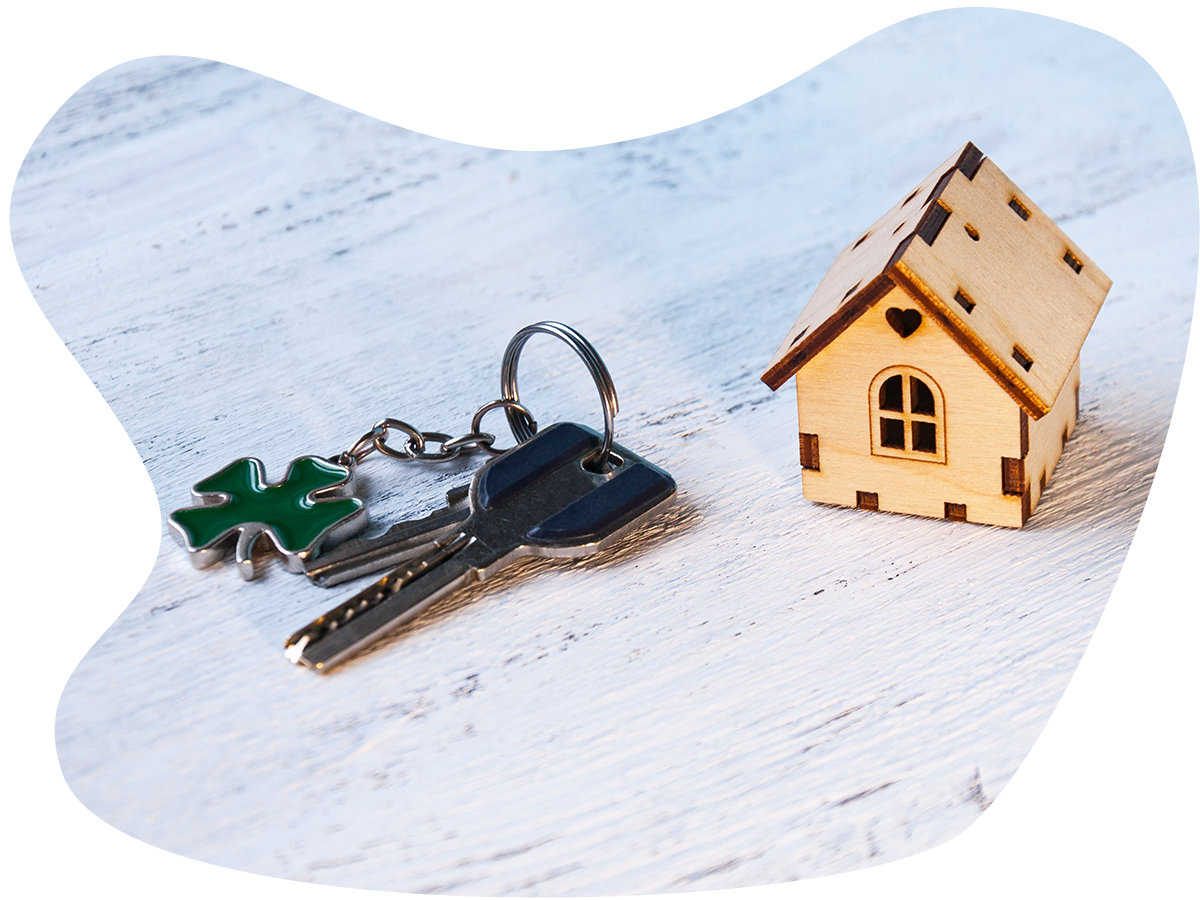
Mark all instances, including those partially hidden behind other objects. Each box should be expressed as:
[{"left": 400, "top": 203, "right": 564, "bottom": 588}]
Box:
[
  {"left": 499, "top": 321, "right": 619, "bottom": 468},
  {"left": 470, "top": 399, "right": 537, "bottom": 457}
]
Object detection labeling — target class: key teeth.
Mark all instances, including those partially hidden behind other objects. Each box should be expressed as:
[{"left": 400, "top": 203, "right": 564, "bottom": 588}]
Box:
[{"left": 284, "top": 531, "right": 475, "bottom": 672}]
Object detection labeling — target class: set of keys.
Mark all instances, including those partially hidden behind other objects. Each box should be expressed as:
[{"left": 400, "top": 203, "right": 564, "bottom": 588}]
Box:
[{"left": 168, "top": 323, "right": 677, "bottom": 672}]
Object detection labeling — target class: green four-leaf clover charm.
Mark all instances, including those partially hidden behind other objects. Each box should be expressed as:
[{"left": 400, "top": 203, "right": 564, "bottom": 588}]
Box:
[{"left": 169, "top": 457, "right": 369, "bottom": 581}]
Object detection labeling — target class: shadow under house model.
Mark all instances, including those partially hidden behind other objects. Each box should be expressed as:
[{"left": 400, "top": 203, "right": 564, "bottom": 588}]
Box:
[{"left": 761, "top": 142, "right": 1112, "bottom": 527}]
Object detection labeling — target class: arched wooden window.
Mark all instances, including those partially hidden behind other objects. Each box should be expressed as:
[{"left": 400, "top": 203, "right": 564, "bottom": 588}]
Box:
[{"left": 869, "top": 367, "right": 946, "bottom": 463}]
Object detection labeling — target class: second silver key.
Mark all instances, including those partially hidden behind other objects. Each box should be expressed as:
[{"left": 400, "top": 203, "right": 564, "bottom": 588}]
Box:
[{"left": 304, "top": 485, "right": 470, "bottom": 587}]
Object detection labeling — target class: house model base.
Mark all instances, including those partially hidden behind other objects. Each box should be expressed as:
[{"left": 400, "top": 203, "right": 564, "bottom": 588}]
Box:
[{"left": 761, "top": 143, "right": 1111, "bottom": 527}]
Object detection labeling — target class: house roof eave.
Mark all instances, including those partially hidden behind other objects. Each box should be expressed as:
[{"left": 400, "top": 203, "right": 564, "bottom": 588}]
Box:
[
  {"left": 760, "top": 248, "right": 1054, "bottom": 418},
  {"left": 759, "top": 272, "right": 895, "bottom": 390},
  {"left": 760, "top": 144, "right": 983, "bottom": 392}
]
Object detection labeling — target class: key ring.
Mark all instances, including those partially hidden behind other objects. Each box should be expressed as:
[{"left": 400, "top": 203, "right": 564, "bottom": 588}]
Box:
[{"left": 500, "top": 321, "right": 619, "bottom": 470}]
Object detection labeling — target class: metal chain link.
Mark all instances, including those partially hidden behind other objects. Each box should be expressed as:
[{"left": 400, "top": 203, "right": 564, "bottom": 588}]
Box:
[
  {"left": 329, "top": 321, "right": 612, "bottom": 470},
  {"left": 330, "top": 400, "right": 536, "bottom": 468}
]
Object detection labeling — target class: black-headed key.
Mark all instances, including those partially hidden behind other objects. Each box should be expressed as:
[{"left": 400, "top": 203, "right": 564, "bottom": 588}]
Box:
[{"left": 284, "top": 422, "right": 676, "bottom": 671}]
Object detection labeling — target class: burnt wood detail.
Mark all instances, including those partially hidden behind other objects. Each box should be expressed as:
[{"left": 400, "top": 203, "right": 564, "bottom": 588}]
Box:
[
  {"left": 944, "top": 502, "right": 967, "bottom": 521},
  {"left": 856, "top": 491, "right": 879, "bottom": 511},
  {"left": 885, "top": 308, "right": 922, "bottom": 337},
  {"left": 1002, "top": 457, "right": 1025, "bottom": 495},
  {"left": 1020, "top": 410, "right": 1029, "bottom": 458},
  {"left": 799, "top": 432, "right": 820, "bottom": 470},
  {"left": 1012, "top": 345, "right": 1034, "bottom": 372},
  {"left": 955, "top": 142, "right": 984, "bottom": 180},
  {"left": 887, "top": 262, "right": 1050, "bottom": 418},
  {"left": 917, "top": 200, "right": 951, "bottom": 246},
  {"left": 1009, "top": 196, "right": 1031, "bottom": 220},
  {"left": 1021, "top": 484, "right": 1032, "bottom": 524},
  {"left": 760, "top": 272, "right": 895, "bottom": 390},
  {"left": 764, "top": 142, "right": 990, "bottom": 394}
]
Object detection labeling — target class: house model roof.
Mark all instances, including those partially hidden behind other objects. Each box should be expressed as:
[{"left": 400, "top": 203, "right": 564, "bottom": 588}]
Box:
[{"left": 761, "top": 143, "right": 1112, "bottom": 418}]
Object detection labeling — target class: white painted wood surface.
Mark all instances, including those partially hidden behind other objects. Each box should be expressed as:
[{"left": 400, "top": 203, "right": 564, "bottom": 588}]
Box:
[{"left": 12, "top": 10, "right": 1195, "bottom": 895}]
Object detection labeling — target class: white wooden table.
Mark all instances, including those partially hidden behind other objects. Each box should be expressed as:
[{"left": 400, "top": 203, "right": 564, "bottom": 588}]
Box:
[{"left": 12, "top": 10, "right": 1195, "bottom": 895}]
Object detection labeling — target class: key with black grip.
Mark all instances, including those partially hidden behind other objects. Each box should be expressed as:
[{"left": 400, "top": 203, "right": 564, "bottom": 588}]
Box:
[{"left": 284, "top": 422, "right": 676, "bottom": 671}]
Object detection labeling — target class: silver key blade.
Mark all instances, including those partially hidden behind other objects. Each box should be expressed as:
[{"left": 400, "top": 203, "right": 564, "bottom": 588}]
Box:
[
  {"left": 286, "top": 534, "right": 494, "bottom": 670},
  {"left": 304, "top": 499, "right": 470, "bottom": 587}
]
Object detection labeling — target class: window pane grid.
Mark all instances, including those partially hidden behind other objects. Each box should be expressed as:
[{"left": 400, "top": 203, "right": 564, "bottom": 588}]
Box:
[{"left": 870, "top": 369, "right": 944, "bottom": 462}]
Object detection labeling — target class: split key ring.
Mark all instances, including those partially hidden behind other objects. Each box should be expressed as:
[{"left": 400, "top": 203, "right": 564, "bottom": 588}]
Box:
[{"left": 499, "top": 321, "right": 620, "bottom": 470}]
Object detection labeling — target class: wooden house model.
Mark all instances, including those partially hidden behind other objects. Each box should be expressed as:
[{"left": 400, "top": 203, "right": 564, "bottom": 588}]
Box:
[{"left": 760, "top": 143, "right": 1111, "bottom": 527}]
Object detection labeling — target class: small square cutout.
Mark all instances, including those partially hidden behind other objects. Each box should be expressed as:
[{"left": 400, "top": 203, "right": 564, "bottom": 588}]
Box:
[
  {"left": 912, "top": 421, "right": 937, "bottom": 453},
  {"left": 944, "top": 502, "right": 967, "bottom": 521},
  {"left": 1009, "top": 197, "right": 1030, "bottom": 220},
  {"left": 1012, "top": 345, "right": 1034, "bottom": 372},
  {"left": 857, "top": 491, "right": 879, "bottom": 511},
  {"left": 1002, "top": 457, "right": 1024, "bottom": 495},
  {"left": 799, "top": 432, "right": 820, "bottom": 470},
  {"left": 881, "top": 417, "right": 905, "bottom": 448}
]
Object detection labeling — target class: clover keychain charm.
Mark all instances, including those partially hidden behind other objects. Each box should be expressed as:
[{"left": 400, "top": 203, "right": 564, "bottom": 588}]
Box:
[
  {"left": 168, "top": 456, "right": 368, "bottom": 582},
  {"left": 167, "top": 396, "right": 535, "bottom": 583}
]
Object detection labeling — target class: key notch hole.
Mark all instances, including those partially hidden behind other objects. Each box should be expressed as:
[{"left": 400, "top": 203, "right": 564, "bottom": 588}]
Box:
[{"left": 582, "top": 449, "right": 625, "bottom": 475}]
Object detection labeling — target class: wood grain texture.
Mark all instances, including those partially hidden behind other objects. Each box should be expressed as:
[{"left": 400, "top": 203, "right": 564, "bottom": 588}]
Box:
[
  {"left": 11, "top": 9, "right": 1196, "bottom": 895},
  {"left": 793, "top": 291, "right": 1085, "bottom": 527},
  {"left": 794, "top": 289, "right": 1025, "bottom": 526},
  {"left": 764, "top": 148, "right": 1112, "bottom": 419},
  {"left": 893, "top": 159, "right": 1111, "bottom": 416},
  {"left": 1026, "top": 357, "right": 1082, "bottom": 516},
  {"left": 760, "top": 147, "right": 963, "bottom": 389}
]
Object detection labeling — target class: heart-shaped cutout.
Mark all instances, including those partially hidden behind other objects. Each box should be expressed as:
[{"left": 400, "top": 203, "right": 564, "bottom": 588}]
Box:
[{"left": 886, "top": 307, "right": 923, "bottom": 337}]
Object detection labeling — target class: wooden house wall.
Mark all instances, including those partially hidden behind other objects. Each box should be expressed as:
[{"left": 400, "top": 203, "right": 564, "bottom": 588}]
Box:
[
  {"left": 794, "top": 287, "right": 1027, "bottom": 526},
  {"left": 1025, "top": 356, "right": 1082, "bottom": 516}
]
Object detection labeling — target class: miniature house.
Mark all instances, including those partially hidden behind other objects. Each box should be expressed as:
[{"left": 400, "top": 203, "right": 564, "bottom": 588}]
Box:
[{"left": 760, "top": 142, "right": 1111, "bottom": 527}]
